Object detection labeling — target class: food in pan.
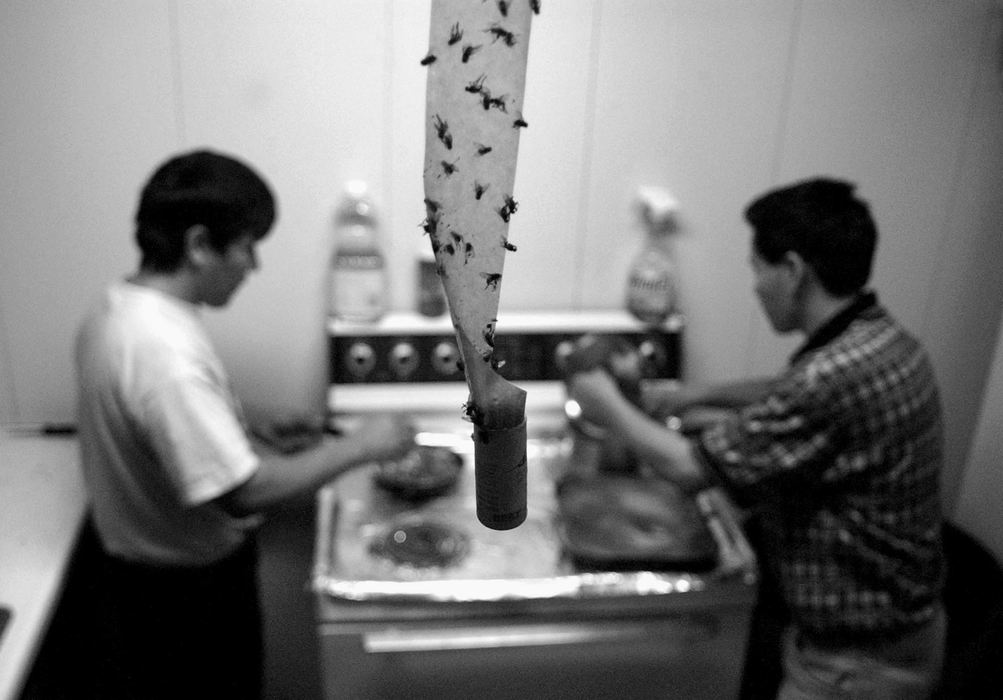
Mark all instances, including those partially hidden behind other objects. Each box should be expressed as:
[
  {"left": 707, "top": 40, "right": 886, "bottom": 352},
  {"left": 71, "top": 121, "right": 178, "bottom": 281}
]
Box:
[
  {"left": 368, "top": 516, "right": 470, "bottom": 569},
  {"left": 556, "top": 475, "right": 718, "bottom": 571},
  {"left": 373, "top": 446, "right": 463, "bottom": 500}
]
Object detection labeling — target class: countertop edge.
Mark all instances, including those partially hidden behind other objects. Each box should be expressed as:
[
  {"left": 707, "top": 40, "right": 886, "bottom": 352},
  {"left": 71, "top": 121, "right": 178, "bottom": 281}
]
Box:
[{"left": 0, "top": 431, "right": 86, "bottom": 700}]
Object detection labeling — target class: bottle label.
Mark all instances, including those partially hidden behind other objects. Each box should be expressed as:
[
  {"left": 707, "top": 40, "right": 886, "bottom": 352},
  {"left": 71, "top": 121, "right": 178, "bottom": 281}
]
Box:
[
  {"left": 334, "top": 253, "right": 382, "bottom": 270},
  {"left": 331, "top": 255, "right": 386, "bottom": 321},
  {"left": 626, "top": 252, "right": 674, "bottom": 324}
]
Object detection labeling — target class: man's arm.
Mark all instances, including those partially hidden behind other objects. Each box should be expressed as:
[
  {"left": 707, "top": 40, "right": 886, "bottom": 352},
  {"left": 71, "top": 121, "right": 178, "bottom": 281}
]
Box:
[
  {"left": 217, "top": 414, "right": 414, "bottom": 516},
  {"left": 645, "top": 376, "right": 774, "bottom": 419},
  {"left": 570, "top": 369, "right": 710, "bottom": 492}
]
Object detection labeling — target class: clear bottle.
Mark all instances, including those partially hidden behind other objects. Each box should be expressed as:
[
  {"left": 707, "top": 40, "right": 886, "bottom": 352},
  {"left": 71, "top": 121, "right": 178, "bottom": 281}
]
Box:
[
  {"left": 626, "top": 188, "right": 678, "bottom": 325},
  {"left": 329, "top": 181, "right": 386, "bottom": 322}
]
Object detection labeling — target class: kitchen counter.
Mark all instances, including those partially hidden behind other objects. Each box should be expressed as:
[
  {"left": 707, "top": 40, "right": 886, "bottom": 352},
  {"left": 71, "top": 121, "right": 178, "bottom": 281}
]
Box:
[{"left": 0, "top": 429, "right": 86, "bottom": 700}]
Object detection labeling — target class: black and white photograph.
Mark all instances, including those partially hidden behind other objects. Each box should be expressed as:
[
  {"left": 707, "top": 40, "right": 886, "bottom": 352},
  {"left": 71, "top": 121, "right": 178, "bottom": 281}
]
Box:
[{"left": 2, "top": 2, "right": 1002, "bottom": 698}]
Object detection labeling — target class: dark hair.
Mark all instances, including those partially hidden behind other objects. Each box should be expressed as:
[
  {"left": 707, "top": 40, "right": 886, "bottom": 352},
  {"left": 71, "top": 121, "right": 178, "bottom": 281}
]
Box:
[
  {"left": 135, "top": 149, "right": 276, "bottom": 271},
  {"left": 744, "top": 178, "right": 877, "bottom": 296}
]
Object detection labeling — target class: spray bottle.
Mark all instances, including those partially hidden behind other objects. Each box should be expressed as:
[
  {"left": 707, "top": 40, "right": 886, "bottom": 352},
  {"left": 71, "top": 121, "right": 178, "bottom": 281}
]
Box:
[{"left": 625, "top": 186, "right": 678, "bottom": 325}]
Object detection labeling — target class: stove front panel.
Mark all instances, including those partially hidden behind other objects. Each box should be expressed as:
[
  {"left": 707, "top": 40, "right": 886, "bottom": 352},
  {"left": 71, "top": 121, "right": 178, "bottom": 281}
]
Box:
[
  {"left": 329, "top": 311, "right": 682, "bottom": 383},
  {"left": 327, "top": 311, "right": 682, "bottom": 415}
]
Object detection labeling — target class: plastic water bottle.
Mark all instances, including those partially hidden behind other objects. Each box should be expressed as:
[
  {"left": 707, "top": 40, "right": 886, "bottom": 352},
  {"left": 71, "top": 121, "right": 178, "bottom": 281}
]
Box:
[{"left": 329, "top": 181, "right": 386, "bottom": 322}]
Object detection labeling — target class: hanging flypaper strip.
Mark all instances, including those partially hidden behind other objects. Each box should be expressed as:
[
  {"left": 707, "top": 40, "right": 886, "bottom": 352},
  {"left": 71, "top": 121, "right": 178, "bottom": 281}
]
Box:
[{"left": 421, "top": 0, "right": 539, "bottom": 529}]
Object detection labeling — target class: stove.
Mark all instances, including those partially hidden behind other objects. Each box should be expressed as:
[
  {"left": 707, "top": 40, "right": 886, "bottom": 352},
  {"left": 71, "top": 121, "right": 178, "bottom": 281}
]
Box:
[
  {"left": 315, "top": 311, "right": 758, "bottom": 700},
  {"left": 315, "top": 422, "right": 564, "bottom": 593}
]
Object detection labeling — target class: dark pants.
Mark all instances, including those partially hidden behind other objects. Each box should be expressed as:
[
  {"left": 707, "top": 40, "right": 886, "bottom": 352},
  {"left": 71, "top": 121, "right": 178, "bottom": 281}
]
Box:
[
  {"left": 93, "top": 531, "right": 263, "bottom": 700},
  {"left": 778, "top": 609, "right": 946, "bottom": 699}
]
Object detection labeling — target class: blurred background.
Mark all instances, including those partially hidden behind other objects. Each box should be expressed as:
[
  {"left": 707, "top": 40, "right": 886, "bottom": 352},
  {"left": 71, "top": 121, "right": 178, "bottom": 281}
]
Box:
[{"left": 1, "top": 0, "right": 1001, "bottom": 556}]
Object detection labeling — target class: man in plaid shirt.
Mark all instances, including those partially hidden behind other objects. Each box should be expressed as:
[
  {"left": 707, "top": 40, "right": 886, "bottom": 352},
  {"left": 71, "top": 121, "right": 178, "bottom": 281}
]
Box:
[{"left": 568, "top": 178, "right": 946, "bottom": 699}]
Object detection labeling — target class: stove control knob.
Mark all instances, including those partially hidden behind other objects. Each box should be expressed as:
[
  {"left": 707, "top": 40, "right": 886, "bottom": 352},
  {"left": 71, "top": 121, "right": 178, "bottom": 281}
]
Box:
[
  {"left": 554, "top": 340, "right": 576, "bottom": 374},
  {"left": 389, "top": 342, "right": 419, "bottom": 379},
  {"left": 432, "top": 341, "right": 461, "bottom": 376},
  {"left": 345, "top": 342, "right": 376, "bottom": 378}
]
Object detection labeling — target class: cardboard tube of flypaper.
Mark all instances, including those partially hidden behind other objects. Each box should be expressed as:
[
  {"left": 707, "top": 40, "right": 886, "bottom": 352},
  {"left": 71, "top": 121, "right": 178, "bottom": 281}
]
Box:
[{"left": 473, "top": 418, "right": 528, "bottom": 530}]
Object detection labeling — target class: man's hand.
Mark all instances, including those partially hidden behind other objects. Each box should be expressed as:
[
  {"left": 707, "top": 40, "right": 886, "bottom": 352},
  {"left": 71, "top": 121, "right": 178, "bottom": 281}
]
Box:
[
  {"left": 568, "top": 368, "right": 631, "bottom": 428},
  {"left": 568, "top": 368, "right": 711, "bottom": 492},
  {"left": 350, "top": 413, "right": 417, "bottom": 463}
]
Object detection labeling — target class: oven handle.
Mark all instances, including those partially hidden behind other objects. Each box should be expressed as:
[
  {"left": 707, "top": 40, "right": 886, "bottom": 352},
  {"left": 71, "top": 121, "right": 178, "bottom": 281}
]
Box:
[{"left": 361, "top": 616, "right": 718, "bottom": 654}]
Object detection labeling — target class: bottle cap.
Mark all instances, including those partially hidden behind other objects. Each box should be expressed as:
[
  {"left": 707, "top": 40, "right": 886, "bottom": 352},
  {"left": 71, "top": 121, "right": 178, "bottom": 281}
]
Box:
[{"left": 344, "top": 179, "right": 368, "bottom": 198}]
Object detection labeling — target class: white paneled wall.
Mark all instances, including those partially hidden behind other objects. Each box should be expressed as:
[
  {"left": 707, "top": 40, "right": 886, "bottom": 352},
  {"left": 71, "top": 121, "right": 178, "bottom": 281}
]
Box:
[
  {"left": 502, "top": 0, "right": 596, "bottom": 310},
  {"left": 0, "top": 1, "right": 179, "bottom": 423},
  {"left": 579, "top": 2, "right": 802, "bottom": 382},
  {"left": 1, "top": 1, "right": 1001, "bottom": 510},
  {"left": 921, "top": 4, "right": 1003, "bottom": 510},
  {"left": 748, "top": 1, "right": 1003, "bottom": 507},
  {"left": 956, "top": 313, "right": 1003, "bottom": 564},
  {"left": 177, "top": 1, "right": 398, "bottom": 417}
]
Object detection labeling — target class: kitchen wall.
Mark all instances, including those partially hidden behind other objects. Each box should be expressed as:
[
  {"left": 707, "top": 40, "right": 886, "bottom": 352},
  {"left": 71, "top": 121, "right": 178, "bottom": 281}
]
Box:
[
  {"left": 955, "top": 314, "right": 1003, "bottom": 564},
  {"left": 1, "top": 0, "right": 1002, "bottom": 514}
]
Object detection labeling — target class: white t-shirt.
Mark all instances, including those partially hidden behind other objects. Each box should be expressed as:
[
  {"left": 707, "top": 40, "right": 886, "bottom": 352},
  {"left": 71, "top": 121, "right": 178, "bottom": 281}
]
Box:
[{"left": 75, "top": 281, "right": 260, "bottom": 566}]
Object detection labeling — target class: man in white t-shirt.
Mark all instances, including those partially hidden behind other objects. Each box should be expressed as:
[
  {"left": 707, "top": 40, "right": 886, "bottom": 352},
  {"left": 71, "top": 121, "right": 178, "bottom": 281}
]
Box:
[{"left": 75, "top": 149, "right": 415, "bottom": 698}]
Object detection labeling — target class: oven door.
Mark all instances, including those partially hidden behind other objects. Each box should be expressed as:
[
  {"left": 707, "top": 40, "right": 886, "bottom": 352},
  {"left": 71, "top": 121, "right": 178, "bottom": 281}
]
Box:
[{"left": 317, "top": 601, "right": 753, "bottom": 700}]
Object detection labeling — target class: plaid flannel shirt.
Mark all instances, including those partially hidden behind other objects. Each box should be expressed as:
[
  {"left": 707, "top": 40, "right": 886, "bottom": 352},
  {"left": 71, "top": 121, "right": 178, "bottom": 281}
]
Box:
[{"left": 698, "top": 292, "right": 945, "bottom": 639}]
